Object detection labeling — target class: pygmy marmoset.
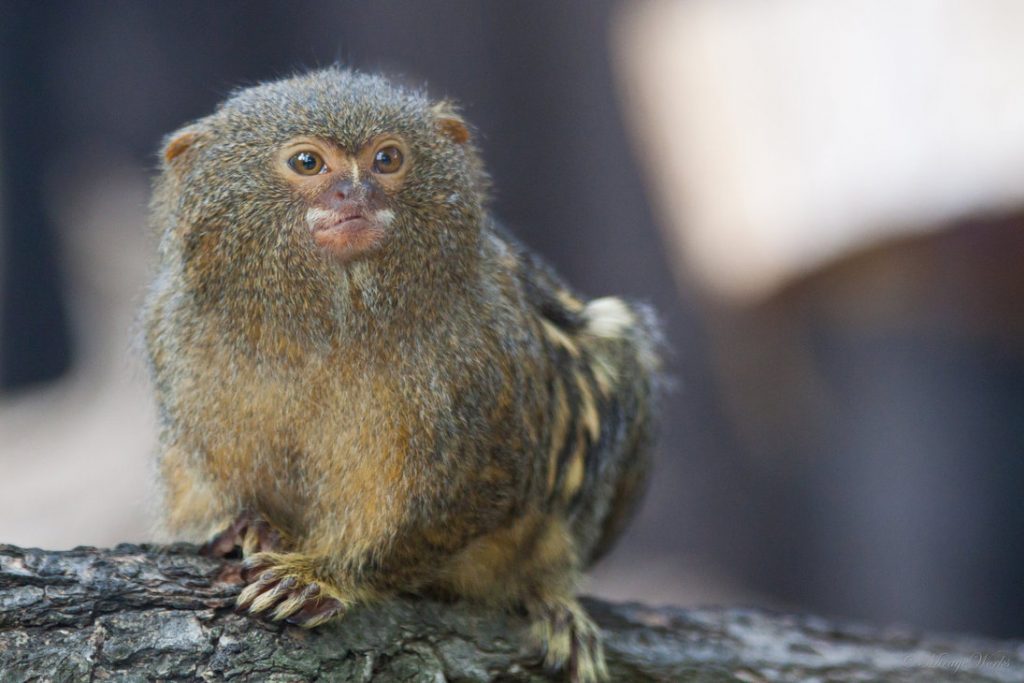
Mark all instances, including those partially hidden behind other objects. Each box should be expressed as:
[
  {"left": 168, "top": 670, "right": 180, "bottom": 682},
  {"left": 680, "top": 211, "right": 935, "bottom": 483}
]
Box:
[{"left": 143, "top": 67, "right": 660, "bottom": 682}]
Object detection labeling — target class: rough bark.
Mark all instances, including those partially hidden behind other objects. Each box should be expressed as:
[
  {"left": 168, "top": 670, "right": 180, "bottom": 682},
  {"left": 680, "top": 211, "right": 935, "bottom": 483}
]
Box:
[{"left": 1, "top": 544, "right": 1022, "bottom": 682}]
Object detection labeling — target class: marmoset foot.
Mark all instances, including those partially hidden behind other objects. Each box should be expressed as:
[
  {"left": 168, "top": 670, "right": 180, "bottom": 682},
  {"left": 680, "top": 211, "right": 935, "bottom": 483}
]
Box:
[
  {"left": 199, "top": 511, "right": 285, "bottom": 559},
  {"left": 236, "top": 552, "right": 347, "bottom": 628},
  {"left": 531, "top": 597, "right": 608, "bottom": 683}
]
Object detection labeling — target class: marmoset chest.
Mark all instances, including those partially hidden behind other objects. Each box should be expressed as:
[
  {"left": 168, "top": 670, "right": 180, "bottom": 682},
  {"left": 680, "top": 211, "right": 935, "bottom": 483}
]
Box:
[{"left": 174, "top": 337, "right": 402, "bottom": 470}]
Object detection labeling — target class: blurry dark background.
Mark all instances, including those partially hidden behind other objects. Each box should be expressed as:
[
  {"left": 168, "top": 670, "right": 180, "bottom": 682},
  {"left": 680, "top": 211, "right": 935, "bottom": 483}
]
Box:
[{"left": 1, "top": 0, "right": 1022, "bottom": 641}]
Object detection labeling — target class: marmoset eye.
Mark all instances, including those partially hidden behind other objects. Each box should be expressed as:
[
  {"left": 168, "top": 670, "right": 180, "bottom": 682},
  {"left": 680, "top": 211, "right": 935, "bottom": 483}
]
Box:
[
  {"left": 372, "top": 146, "right": 403, "bottom": 174},
  {"left": 288, "top": 151, "right": 326, "bottom": 175}
]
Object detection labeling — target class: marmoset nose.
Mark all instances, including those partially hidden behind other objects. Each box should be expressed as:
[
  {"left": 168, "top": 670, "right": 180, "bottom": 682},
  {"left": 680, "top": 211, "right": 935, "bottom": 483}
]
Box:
[
  {"left": 331, "top": 179, "right": 356, "bottom": 202},
  {"left": 328, "top": 178, "right": 377, "bottom": 206}
]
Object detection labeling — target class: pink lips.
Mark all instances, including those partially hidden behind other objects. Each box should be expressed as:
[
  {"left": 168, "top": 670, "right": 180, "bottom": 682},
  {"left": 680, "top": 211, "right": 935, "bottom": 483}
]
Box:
[
  {"left": 310, "top": 211, "right": 382, "bottom": 260},
  {"left": 317, "top": 213, "right": 368, "bottom": 235}
]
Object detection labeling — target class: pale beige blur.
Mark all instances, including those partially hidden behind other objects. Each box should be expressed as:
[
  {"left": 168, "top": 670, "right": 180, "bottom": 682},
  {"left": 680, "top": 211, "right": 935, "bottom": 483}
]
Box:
[{"left": 614, "top": 0, "right": 1024, "bottom": 299}]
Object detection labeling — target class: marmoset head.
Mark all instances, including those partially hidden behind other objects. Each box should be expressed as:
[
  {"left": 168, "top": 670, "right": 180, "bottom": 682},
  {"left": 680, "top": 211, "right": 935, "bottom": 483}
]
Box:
[{"left": 156, "top": 68, "right": 486, "bottom": 279}]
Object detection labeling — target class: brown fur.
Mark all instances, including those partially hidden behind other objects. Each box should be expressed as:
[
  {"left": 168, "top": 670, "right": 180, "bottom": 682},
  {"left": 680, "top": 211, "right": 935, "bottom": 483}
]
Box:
[{"left": 142, "top": 68, "right": 660, "bottom": 683}]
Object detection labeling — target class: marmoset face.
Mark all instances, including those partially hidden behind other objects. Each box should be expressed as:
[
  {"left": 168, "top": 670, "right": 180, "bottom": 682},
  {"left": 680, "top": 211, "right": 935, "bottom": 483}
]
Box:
[
  {"left": 160, "top": 69, "right": 483, "bottom": 291},
  {"left": 275, "top": 135, "right": 411, "bottom": 263}
]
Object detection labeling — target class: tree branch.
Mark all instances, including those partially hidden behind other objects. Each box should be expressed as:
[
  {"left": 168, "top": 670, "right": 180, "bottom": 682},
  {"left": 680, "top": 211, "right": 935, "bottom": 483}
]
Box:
[{"left": 1, "top": 544, "right": 1021, "bottom": 681}]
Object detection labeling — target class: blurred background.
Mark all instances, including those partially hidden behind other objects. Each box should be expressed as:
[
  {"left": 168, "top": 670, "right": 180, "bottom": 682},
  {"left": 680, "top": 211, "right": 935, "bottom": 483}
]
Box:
[{"left": 2, "top": 0, "right": 1022, "bottom": 641}]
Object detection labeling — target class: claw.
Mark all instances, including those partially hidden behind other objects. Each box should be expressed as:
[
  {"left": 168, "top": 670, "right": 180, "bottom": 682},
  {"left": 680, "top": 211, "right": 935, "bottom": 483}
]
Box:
[
  {"left": 248, "top": 578, "right": 292, "bottom": 614},
  {"left": 270, "top": 594, "right": 305, "bottom": 621},
  {"left": 285, "top": 597, "right": 344, "bottom": 628},
  {"left": 271, "top": 581, "right": 319, "bottom": 621},
  {"left": 236, "top": 581, "right": 267, "bottom": 612},
  {"left": 236, "top": 568, "right": 282, "bottom": 610}
]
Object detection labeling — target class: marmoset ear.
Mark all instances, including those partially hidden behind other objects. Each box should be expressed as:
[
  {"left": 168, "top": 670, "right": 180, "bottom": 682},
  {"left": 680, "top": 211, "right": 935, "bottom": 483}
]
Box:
[
  {"left": 162, "top": 124, "right": 207, "bottom": 166},
  {"left": 431, "top": 101, "right": 470, "bottom": 145}
]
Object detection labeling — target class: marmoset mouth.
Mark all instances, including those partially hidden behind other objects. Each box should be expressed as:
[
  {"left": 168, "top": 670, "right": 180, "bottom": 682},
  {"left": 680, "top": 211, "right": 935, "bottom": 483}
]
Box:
[
  {"left": 308, "top": 210, "right": 383, "bottom": 260},
  {"left": 319, "top": 214, "right": 368, "bottom": 233}
]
